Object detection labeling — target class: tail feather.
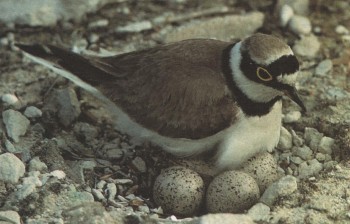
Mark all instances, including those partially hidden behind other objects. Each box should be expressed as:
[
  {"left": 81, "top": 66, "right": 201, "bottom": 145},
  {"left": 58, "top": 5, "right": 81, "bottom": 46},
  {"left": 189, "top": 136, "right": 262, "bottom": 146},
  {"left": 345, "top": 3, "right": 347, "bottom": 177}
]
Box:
[{"left": 15, "top": 43, "right": 114, "bottom": 85}]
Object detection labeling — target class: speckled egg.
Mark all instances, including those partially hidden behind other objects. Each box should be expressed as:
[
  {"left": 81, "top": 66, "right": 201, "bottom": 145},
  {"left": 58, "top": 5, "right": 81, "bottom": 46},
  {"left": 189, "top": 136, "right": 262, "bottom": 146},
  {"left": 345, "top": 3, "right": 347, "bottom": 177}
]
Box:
[
  {"left": 241, "top": 152, "right": 280, "bottom": 193},
  {"left": 206, "top": 170, "right": 260, "bottom": 213},
  {"left": 153, "top": 166, "right": 205, "bottom": 216}
]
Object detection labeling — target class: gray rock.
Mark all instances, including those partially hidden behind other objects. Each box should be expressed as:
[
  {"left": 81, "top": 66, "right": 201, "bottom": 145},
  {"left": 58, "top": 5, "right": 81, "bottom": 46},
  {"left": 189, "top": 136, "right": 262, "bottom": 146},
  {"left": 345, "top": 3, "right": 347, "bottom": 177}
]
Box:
[
  {"left": 24, "top": 106, "right": 43, "bottom": 118},
  {"left": 15, "top": 171, "right": 42, "bottom": 200},
  {"left": 293, "top": 34, "right": 320, "bottom": 58},
  {"left": 288, "top": 15, "right": 312, "bottom": 35},
  {"left": 165, "top": 12, "right": 264, "bottom": 42},
  {"left": 106, "top": 183, "right": 117, "bottom": 201},
  {"left": 0, "top": 0, "right": 114, "bottom": 27},
  {"left": 324, "top": 86, "right": 350, "bottom": 100},
  {"left": 315, "top": 59, "right": 333, "bottom": 76},
  {"left": 0, "top": 210, "right": 21, "bottom": 224},
  {"left": 277, "top": 127, "right": 293, "bottom": 151},
  {"left": 295, "top": 145, "right": 313, "bottom": 160},
  {"left": 318, "top": 136, "right": 335, "bottom": 155},
  {"left": 304, "top": 127, "right": 323, "bottom": 151},
  {"left": 2, "top": 109, "right": 30, "bottom": 143},
  {"left": 247, "top": 202, "right": 271, "bottom": 222},
  {"left": 1, "top": 93, "right": 18, "bottom": 105},
  {"left": 73, "top": 122, "right": 98, "bottom": 141},
  {"left": 298, "top": 159, "right": 323, "bottom": 179},
  {"left": 0, "top": 153, "right": 25, "bottom": 183},
  {"left": 44, "top": 88, "right": 81, "bottom": 127},
  {"left": 283, "top": 111, "right": 301, "bottom": 123},
  {"left": 29, "top": 156, "right": 48, "bottom": 172},
  {"left": 260, "top": 175, "right": 297, "bottom": 206},
  {"left": 4, "top": 138, "right": 17, "bottom": 153},
  {"left": 315, "top": 153, "right": 326, "bottom": 162},
  {"left": 291, "top": 130, "right": 304, "bottom": 147},
  {"left": 290, "top": 156, "right": 304, "bottom": 165},
  {"left": 131, "top": 156, "right": 147, "bottom": 173},
  {"left": 92, "top": 189, "right": 106, "bottom": 202},
  {"left": 206, "top": 171, "right": 260, "bottom": 213}
]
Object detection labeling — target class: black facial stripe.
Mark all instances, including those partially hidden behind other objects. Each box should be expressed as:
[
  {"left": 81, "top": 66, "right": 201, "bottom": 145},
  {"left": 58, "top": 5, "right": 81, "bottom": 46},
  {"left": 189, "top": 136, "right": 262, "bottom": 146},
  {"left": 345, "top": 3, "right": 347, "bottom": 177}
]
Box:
[
  {"left": 221, "top": 44, "right": 281, "bottom": 117},
  {"left": 240, "top": 51, "right": 299, "bottom": 84}
]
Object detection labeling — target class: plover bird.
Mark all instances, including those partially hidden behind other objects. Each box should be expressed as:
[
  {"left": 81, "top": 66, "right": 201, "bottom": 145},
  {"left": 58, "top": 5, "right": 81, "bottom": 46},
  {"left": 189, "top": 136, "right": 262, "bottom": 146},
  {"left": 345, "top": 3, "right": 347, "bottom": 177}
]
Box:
[{"left": 16, "top": 33, "right": 305, "bottom": 171}]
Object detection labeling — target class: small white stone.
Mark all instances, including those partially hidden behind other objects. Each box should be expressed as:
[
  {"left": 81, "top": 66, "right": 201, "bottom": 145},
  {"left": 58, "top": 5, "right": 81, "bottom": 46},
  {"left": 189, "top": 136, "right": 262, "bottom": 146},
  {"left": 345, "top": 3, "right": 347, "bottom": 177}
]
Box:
[
  {"left": 315, "top": 153, "right": 326, "bottom": 162},
  {"left": 260, "top": 175, "right": 297, "bottom": 206},
  {"left": 288, "top": 15, "right": 312, "bottom": 35},
  {"left": 335, "top": 25, "right": 349, "bottom": 34},
  {"left": 4, "top": 139, "right": 17, "bottom": 153},
  {"left": 1, "top": 93, "right": 18, "bottom": 105},
  {"left": 277, "top": 127, "right": 293, "bottom": 151},
  {"left": 304, "top": 127, "right": 323, "bottom": 151},
  {"left": 2, "top": 109, "right": 30, "bottom": 143},
  {"left": 318, "top": 136, "right": 335, "bottom": 155},
  {"left": 24, "top": 106, "right": 42, "bottom": 118},
  {"left": 283, "top": 111, "right": 301, "bottom": 123},
  {"left": 315, "top": 59, "right": 333, "bottom": 76},
  {"left": 107, "top": 183, "right": 117, "bottom": 201},
  {"left": 88, "top": 19, "right": 109, "bottom": 28},
  {"left": 116, "top": 21, "right": 152, "bottom": 33},
  {"left": 290, "top": 156, "right": 304, "bottom": 165},
  {"left": 247, "top": 202, "right": 271, "bottom": 222},
  {"left": 138, "top": 205, "right": 150, "bottom": 214},
  {"left": 96, "top": 180, "right": 106, "bottom": 189},
  {"left": 29, "top": 157, "right": 48, "bottom": 172},
  {"left": 279, "top": 4, "right": 294, "bottom": 27},
  {"left": 50, "top": 170, "right": 66, "bottom": 179}
]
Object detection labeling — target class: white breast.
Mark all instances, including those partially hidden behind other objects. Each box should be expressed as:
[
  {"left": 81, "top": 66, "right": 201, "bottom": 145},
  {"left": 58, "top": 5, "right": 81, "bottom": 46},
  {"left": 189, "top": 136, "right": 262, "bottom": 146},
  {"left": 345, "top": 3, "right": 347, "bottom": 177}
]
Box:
[{"left": 215, "top": 101, "right": 282, "bottom": 171}]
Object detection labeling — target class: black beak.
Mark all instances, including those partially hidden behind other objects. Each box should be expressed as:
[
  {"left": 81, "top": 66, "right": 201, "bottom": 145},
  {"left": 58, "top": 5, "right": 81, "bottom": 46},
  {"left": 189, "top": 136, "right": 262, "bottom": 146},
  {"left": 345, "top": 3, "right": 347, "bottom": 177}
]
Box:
[{"left": 284, "top": 87, "right": 306, "bottom": 113}]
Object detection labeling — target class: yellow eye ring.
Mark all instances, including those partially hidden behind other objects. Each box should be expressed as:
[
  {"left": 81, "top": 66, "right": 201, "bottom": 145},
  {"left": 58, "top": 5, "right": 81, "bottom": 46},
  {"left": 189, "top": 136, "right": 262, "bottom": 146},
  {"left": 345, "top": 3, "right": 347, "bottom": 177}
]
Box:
[{"left": 256, "top": 67, "right": 273, "bottom": 81}]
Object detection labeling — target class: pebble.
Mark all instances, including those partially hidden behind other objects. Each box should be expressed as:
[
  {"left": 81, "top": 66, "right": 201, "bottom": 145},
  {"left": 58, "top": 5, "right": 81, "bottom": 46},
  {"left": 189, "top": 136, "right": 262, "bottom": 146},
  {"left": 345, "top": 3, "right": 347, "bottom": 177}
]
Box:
[
  {"left": 0, "top": 153, "right": 25, "bottom": 183},
  {"left": 106, "top": 183, "right": 117, "bottom": 201},
  {"left": 206, "top": 171, "right": 260, "bottom": 213},
  {"left": 29, "top": 156, "right": 48, "bottom": 172},
  {"left": 92, "top": 189, "right": 106, "bottom": 202},
  {"left": 88, "top": 19, "right": 109, "bottom": 29},
  {"left": 73, "top": 122, "right": 98, "bottom": 141},
  {"left": 2, "top": 109, "right": 30, "bottom": 143},
  {"left": 50, "top": 170, "right": 66, "bottom": 180},
  {"left": 197, "top": 213, "right": 254, "bottom": 224},
  {"left": 0, "top": 210, "right": 21, "bottom": 224},
  {"left": 315, "top": 153, "right": 326, "bottom": 162},
  {"left": 277, "top": 127, "right": 293, "bottom": 151},
  {"left": 291, "top": 130, "right": 304, "bottom": 147},
  {"left": 131, "top": 156, "right": 147, "bottom": 173},
  {"left": 283, "top": 111, "right": 301, "bottom": 123},
  {"left": 241, "top": 152, "right": 280, "bottom": 193},
  {"left": 114, "top": 179, "right": 133, "bottom": 185},
  {"left": 293, "top": 34, "right": 320, "bottom": 58},
  {"left": 153, "top": 166, "right": 205, "bottom": 216},
  {"left": 138, "top": 205, "right": 150, "bottom": 214},
  {"left": 298, "top": 159, "right": 323, "bottom": 179},
  {"left": 24, "top": 106, "right": 43, "bottom": 118},
  {"left": 276, "top": 0, "right": 309, "bottom": 15},
  {"left": 279, "top": 4, "right": 294, "bottom": 27},
  {"left": 260, "top": 175, "right": 297, "bottom": 206},
  {"left": 247, "top": 202, "right": 271, "bottom": 222},
  {"left": 96, "top": 180, "right": 106, "bottom": 189},
  {"left": 16, "top": 171, "right": 42, "bottom": 200},
  {"left": 288, "top": 15, "right": 312, "bottom": 35},
  {"left": 318, "top": 136, "right": 335, "bottom": 155},
  {"left": 165, "top": 12, "right": 264, "bottom": 42},
  {"left": 44, "top": 88, "right": 81, "bottom": 127},
  {"left": 304, "top": 127, "right": 323, "bottom": 151},
  {"left": 295, "top": 145, "right": 313, "bottom": 160},
  {"left": 1, "top": 93, "right": 18, "bottom": 105},
  {"left": 290, "top": 156, "right": 304, "bottom": 165},
  {"left": 116, "top": 21, "right": 153, "bottom": 33},
  {"left": 4, "top": 138, "right": 17, "bottom": 153},
  {"left": 335, "top": 25, "right": 349, "bottom": 34},
  {"left": 315, "top": 59, "right": 333, "bottom": 76}
]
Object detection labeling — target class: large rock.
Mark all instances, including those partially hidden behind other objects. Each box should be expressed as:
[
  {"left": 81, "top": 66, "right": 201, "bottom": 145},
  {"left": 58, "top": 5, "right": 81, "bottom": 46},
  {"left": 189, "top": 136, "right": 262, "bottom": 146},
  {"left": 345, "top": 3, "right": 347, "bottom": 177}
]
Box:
[
  {"left": 2, "top": 109, "right": 30, "bottom": 143},
  {"left": 0, "top": 153, "right": 25, "bottom": 184}
]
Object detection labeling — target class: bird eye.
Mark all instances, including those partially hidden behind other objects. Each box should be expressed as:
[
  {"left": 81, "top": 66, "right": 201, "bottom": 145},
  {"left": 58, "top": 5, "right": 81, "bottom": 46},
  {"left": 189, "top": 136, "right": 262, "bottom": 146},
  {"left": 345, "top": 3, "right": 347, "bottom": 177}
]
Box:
[{"left": 256, "top": 67, "right": 273, "bottom": 81}]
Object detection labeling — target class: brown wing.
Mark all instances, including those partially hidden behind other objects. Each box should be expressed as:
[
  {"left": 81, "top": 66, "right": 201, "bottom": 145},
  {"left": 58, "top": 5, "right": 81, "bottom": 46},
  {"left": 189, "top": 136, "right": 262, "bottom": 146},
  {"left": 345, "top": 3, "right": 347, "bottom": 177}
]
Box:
[
  {"left": 17, "top": 39, "right": 240, "bottom": 139},
  {"left": 95, "top": 39, "right": 239, "bottom": 139}
]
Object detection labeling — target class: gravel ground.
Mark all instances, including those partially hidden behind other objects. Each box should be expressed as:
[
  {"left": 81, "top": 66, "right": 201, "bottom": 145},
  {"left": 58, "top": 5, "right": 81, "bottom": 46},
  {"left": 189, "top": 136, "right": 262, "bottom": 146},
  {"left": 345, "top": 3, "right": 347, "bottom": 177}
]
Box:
[{"left": 1, "top": 0, "right": 350, "bottom": 223}]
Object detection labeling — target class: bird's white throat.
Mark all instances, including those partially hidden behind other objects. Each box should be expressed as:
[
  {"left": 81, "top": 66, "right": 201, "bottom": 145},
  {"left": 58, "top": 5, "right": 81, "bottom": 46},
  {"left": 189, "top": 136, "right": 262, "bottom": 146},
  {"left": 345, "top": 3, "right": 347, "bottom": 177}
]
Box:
[{"left": 230, "top": 42, "right": 283, "bottom": 103}]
